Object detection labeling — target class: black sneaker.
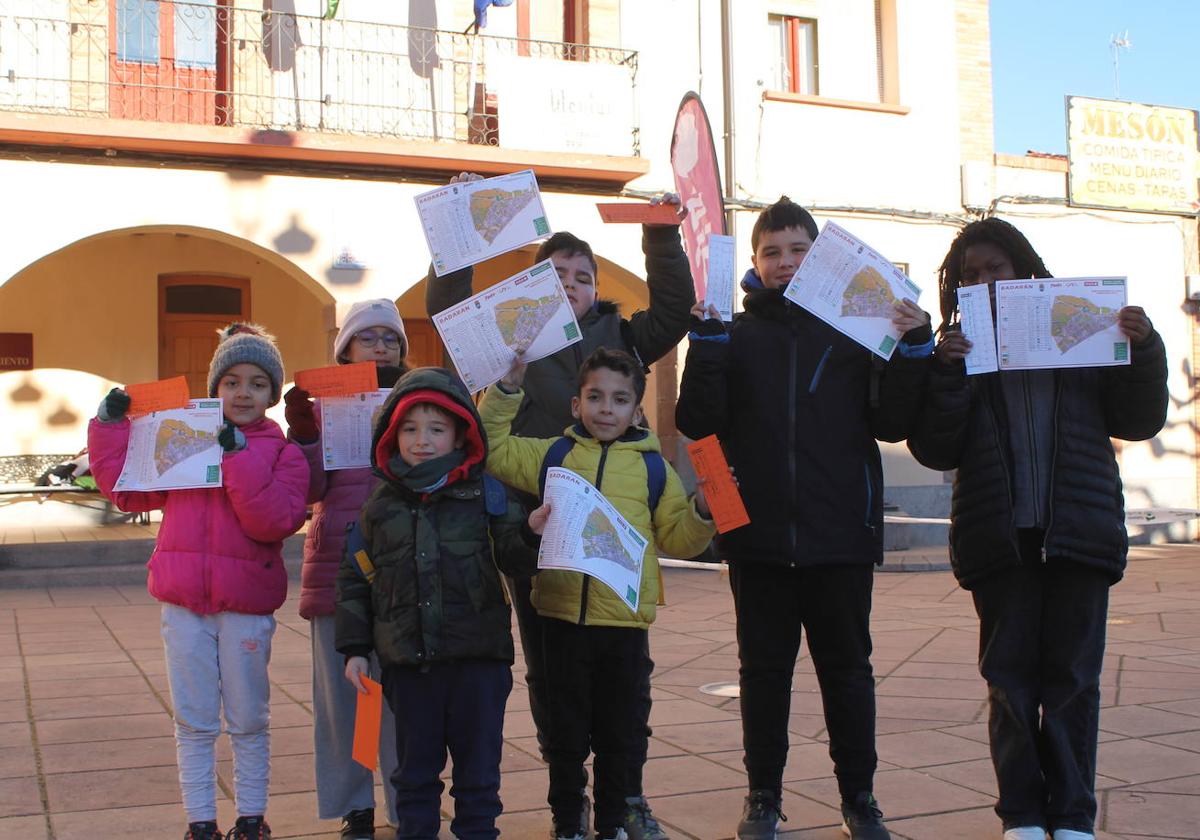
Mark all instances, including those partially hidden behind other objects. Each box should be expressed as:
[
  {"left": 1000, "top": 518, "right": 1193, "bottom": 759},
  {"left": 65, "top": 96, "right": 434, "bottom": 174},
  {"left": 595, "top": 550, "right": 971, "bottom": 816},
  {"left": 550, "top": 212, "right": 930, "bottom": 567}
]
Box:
[
  {"left": 341, "top": 808, "right": 375, "bottom": 839},
  {"left": 841, "top": 792, "right": 890, "bottom": 840},
  {"left": 737, "top": 790, "right": 786, "bottom": 840},
  {"left": 624, "top": 796, "right": 668, "bottom": 840},
  {"left": 184, "top": 822, "right": 223, "bottom": 840},
  {"left": 227, "top": 816, "right": 272, "bottom": 840}
]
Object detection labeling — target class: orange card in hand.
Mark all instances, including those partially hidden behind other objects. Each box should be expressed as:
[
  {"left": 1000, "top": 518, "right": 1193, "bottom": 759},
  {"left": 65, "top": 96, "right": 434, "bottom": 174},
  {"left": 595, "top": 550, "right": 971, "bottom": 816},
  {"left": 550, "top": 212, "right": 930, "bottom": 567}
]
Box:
[
  {"left": 595, "top": 202, "right": 682, "bottom": 225},
  {"left": 295, "top": 362, "right": 378, "bottom": 397},
  {"left": 125, "top": 376, "right": 191, "bottom": 416},
  {"left": 352, "top": 676, "right": 384, "bottom": 771},
  {"left": 686, "top": 435, "right": 750, "bottom": 534}
]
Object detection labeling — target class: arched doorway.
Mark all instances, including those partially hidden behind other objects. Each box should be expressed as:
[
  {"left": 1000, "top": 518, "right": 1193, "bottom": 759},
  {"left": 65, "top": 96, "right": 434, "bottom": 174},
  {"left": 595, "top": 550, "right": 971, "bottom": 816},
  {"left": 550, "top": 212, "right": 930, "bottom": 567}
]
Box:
[{"left": 0, "top": 225, "right": 334, "bottom": 456}]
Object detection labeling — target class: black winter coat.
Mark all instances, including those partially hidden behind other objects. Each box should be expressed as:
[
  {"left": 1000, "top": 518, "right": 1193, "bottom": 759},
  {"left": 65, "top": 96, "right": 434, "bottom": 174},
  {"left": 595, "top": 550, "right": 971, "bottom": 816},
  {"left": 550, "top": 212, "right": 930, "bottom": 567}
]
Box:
[
  {"left": 675, "top": 287, "right": 930, "bottom": 568},
  {"left": 426, "top": 225, "right": 695, "bottom": 438},
  {"left": 906, "top": 332, "right": 1168, "bottom": 589},
  {"left": 335, "top": 368, "right": 539, "bottom": 668}
]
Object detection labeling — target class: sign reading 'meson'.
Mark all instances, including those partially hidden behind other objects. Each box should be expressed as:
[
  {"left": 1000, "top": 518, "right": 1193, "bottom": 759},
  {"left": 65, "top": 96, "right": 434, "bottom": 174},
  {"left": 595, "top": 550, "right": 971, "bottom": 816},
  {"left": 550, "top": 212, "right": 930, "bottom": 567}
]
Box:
[{"left": 1067, "top": 95, "right": 1200, "bottom": 216}]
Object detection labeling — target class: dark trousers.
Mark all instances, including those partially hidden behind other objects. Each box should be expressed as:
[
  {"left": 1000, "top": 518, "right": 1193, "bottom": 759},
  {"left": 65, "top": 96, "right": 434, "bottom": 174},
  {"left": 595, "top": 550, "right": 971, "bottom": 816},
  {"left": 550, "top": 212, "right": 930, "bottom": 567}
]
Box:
[
  {"left": 541, "top": 617, "right": 645, "bottom": 838},
  {"left": 509, "top": 573, "right": 654, "bottom": 793},
  {"left": 382, "top": 660, "right": 512, "bottom": 840},
  {"left": 972, "top": 536, "right": 1109, "bottom": 834},
  {"left": 729, "top": 561, "right": 878, "bottom": 801}
]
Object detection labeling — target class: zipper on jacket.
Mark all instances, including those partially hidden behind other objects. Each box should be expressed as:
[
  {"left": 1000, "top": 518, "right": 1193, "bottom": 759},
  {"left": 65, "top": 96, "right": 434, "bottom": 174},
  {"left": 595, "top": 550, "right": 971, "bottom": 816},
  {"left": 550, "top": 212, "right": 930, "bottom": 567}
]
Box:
[
  {"left": 985, "top": 380, "right": 1022, "bottom": 562},
  {"left": 1041, "top": 374, "right": 1063, "bottom": 563},
  {"left": 578, "top": 441, "right": 612, "bottom": 624},
  {"left": 787, "top": 333, "right": 799, "bottom": 565},
  {"left": 1022, "top": 373, "right": 1041, "bottom": 542},
  {"left": 809, "top": 345, "right": 833, "bottom": 394}
]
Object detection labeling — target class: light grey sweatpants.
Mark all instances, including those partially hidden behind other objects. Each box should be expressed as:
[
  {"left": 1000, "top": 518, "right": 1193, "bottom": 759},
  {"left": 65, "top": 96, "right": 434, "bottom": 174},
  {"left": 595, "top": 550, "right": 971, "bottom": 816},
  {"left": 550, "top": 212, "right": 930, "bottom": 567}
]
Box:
[
  {"left": 161, "top": 603, "right": 276, "bottom": 823},
  {"left": 311, "top": 614, "right": 399, "bottom": 823}
]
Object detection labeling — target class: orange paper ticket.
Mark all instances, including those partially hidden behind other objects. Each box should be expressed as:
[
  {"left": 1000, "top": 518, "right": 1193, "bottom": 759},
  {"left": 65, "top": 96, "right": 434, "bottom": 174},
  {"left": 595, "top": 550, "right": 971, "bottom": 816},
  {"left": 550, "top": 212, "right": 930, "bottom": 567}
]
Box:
[
  {"left": 686, "top": 435, "right": 750, "bottom": 534},
  {"left": 352, "top": 675, "right": 383, "bottom": 771},
  {"left": 125, "top": 376, "right": 190, "bottom": 415},
  {"left": 294, "top": 362, "right": 378, "bottom": 397},
  {"left": 596, "top": 202, "right": 682, "bottom": 225}
]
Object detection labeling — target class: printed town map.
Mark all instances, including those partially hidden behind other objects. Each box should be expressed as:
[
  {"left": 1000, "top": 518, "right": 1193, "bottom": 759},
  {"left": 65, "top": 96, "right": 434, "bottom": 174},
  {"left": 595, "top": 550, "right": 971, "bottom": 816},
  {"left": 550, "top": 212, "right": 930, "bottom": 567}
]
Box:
[
  {"left": 470, "top": 188, "right": 537, "bottom": 244},
  {"left": 494, "top": 293, "right": 565, "bottom": 350},
  {"left": 1050, "top": 295, "right": 1119, "bottom": 353},
  {"left": 841, "top": 264, "right": 898, "bottom": 318},
  {"left": 582, "top": 508, "right": 639, "bottom": 572},
  {"left": 153, "top": 419, "right": 218, "bottom": 476}
]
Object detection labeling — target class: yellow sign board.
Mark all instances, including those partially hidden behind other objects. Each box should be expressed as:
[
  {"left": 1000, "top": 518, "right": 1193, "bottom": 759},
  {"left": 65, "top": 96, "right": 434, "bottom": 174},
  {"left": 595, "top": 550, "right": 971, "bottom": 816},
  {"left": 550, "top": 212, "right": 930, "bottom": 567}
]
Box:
[{"left": 1067, "top": 96, "right": 1199, "bottom": 215}]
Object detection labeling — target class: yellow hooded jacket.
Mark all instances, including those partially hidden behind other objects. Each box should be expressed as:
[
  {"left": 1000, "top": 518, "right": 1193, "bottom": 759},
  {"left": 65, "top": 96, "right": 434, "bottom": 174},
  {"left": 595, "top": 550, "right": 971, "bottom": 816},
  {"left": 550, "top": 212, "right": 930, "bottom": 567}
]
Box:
[{"left": 479, "top": 384, "right": 715, "bottom": 629}]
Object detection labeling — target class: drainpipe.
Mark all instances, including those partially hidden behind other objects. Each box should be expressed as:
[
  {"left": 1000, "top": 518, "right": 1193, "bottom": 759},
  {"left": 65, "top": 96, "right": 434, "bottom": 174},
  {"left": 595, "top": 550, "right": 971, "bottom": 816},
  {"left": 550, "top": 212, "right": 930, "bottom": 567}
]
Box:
[{"left": 720, "top": 0, "right": 736, "bottom": 235}]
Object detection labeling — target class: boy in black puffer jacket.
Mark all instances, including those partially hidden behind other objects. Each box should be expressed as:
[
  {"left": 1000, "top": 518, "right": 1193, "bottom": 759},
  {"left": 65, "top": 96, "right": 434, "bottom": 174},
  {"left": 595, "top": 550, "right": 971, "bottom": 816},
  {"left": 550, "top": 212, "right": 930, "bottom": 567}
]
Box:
[
  {"left": 335, "top": 367, "right": 540, "bottom": 840},
  {"left": 907, "top": 219, "right": 1167, "bottom": 840},
  {"left": 676, "top": 197, "right": 933, "bottom": 840}
]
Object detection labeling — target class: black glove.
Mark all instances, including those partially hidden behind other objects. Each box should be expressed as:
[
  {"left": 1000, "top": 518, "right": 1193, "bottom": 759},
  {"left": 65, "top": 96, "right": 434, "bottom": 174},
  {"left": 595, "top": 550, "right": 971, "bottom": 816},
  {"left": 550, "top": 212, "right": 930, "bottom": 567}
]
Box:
[
  {"left": 218, "top": 420, "right": 247, "bottom": 453},
  {"left": 689, "top": 313, "right": 727, "bottom": 338},
  {"left": 97, "top": 388, "right": 131, "bottom": 423}
]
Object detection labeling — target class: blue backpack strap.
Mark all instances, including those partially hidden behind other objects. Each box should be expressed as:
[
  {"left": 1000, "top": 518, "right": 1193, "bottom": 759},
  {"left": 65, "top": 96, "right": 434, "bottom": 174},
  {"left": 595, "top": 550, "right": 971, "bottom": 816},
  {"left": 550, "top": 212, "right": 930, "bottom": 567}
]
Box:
[
  {"left": 642, "top": 451, "right": 666, "bottom": 513},
  {"left": 482, "top": 474, "right": 508, "bottom": 517},
  {"left": 344, "top": 520, "right": 375, "bottom": 583},
  {"left": 538, "top": 436, "right": 576, "bottom": 498}
]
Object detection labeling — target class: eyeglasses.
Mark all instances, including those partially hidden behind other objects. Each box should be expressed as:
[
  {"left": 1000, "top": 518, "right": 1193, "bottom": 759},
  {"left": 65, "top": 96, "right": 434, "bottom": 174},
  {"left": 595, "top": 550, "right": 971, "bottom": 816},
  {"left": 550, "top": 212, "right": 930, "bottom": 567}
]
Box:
[{"left": 354, "top": 330, "right": 402, "bottom": 349}]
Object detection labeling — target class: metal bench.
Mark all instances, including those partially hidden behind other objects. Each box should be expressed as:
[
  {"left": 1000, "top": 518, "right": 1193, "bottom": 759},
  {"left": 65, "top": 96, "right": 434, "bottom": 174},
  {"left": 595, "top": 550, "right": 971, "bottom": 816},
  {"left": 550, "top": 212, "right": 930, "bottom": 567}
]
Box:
[{"left": 0, "top": 454, "right": 149, "bottom": 525}]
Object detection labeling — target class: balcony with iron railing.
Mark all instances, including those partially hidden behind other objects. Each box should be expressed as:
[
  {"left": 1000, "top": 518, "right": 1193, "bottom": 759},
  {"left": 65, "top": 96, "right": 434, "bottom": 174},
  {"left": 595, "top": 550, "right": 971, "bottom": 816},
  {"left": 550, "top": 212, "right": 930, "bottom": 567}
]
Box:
[{"left": 0, "top": 1, "right": 642, "bottom": 180}]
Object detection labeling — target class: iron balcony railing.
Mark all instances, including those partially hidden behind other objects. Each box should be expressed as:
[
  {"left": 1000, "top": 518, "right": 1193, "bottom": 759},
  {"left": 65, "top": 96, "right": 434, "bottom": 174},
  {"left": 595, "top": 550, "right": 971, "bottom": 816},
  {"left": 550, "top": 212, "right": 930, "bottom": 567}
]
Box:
[{"left": 0, "top": 0, "right": 639, "bottom": 154}]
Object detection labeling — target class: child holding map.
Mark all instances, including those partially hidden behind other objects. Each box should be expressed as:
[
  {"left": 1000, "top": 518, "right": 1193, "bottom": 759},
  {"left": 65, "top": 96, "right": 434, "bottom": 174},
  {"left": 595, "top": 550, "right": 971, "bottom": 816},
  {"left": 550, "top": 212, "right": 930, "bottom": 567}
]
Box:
[
  {"left": 479, "top": 347, "right": 716, "bottom": 840},
  {"left": 675, "top": 197, "right": 933, "bottom": 840},
  {"left": 87, "top": 324, "right": 309, "bottom": 840},
  {"left": 283, "top": 298, "right": 408, "bottom": 839},
  {"left": 334, "top": 367, "right": 540, "bottom": 840},
  {"left": 906, "top": 218, "right": 1168, "bottom": 840},
  {"left": 426, "top": 172, "right": 697, "bottom": 840}
]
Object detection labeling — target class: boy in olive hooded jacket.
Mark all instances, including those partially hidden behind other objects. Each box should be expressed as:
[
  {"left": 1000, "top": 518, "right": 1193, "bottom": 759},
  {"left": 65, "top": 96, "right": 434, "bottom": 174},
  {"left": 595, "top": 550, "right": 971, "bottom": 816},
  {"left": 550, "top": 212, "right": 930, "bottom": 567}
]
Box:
[{"left": 336, "top": 367, "right": 539, "bottom": 840}]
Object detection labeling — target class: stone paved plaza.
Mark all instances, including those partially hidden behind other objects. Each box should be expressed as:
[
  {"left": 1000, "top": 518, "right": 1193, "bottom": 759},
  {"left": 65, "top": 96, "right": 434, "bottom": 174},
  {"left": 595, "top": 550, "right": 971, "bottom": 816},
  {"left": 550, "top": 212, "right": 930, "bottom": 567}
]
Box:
[{"left": 2, "top": 546, "right": 1199, "bottom": 839}]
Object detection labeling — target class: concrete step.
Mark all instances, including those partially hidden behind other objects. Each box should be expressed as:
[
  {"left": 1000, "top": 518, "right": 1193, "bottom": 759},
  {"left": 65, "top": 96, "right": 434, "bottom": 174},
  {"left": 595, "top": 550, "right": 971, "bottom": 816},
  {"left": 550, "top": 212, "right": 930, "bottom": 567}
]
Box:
[{"left": 0, "top": 534, "right": 307, "bottom": 587}]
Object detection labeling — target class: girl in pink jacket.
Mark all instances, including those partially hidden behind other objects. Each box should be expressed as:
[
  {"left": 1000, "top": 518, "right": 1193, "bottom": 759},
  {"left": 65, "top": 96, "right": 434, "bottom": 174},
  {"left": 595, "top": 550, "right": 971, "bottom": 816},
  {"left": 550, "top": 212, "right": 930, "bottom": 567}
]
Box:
[
  {"left": 88, "top": 325, "right": 309, "bottom": 840},
  {"left": 282, "top": 299, "right": 407, "bottom": 839}
]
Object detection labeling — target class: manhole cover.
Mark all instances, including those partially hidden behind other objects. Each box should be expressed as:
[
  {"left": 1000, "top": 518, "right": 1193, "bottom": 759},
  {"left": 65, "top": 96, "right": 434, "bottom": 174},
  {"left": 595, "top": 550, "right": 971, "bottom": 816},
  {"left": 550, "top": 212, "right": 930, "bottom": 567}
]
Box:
[{"left": 699, "top": 681, "right": 740, "bottom": 698}]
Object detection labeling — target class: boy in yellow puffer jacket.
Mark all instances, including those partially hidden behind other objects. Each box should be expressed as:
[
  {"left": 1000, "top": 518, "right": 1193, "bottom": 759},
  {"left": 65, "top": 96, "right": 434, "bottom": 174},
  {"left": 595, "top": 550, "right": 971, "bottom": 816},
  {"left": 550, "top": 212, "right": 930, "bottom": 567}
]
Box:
[{"left": 479, "top": 347, "right": 715, "bottom": 840}]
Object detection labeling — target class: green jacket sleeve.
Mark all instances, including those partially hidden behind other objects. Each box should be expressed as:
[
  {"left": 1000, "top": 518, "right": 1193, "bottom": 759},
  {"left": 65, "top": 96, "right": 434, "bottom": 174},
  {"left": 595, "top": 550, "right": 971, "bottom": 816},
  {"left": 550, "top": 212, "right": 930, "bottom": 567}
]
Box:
[
  {"left": 651, "top": 462, "right": 716, "bottom": 560},
  {"left": 489, "top": 495, "right": 541, "bottom": 578},
  {"left": 624, "top": 225, "right": 696, "bottom": 366},
  {"left": 478, "top": 384, "right": 554, "bottom": 496}
]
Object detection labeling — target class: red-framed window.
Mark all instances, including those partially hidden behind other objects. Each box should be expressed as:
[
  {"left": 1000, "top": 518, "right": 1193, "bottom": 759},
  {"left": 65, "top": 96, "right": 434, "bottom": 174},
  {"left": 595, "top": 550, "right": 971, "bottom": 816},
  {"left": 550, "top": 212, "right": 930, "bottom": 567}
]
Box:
[{"left": 768, "top": 14, "right": 818, "bottom": 95}]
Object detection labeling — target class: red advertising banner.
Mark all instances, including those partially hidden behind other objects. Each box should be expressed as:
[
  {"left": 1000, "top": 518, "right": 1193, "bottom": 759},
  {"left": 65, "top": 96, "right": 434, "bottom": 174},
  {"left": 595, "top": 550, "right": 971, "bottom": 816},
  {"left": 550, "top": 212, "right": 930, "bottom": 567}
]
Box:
[
  {"left": 0, "top": 333, "right": 33, "bottom": 371},
  {"left": 670, "top": 92, "right": 726, "bottom": 300}
]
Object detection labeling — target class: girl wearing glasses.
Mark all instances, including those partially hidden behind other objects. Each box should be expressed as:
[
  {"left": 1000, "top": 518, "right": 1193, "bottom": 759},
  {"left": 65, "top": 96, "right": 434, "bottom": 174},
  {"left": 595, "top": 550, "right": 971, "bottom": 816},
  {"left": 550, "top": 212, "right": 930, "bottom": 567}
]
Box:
[{"left": 284, "top": 299, "right": 409, "bottom": 839}]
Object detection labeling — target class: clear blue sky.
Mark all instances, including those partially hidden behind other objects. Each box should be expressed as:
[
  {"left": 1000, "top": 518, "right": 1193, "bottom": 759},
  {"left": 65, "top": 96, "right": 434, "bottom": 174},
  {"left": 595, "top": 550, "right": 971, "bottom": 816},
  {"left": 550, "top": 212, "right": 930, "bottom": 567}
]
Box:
[{"left": 990, "top": 0, "right": 1200, "bottom": 155}]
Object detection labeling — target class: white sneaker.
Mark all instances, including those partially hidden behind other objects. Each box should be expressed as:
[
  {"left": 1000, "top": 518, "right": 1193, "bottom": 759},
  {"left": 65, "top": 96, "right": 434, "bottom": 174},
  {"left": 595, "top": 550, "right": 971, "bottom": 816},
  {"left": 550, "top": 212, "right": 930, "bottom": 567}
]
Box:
[
  {"left": 1051, "top": 831, "right": 1093, "bottom": 840},
  {"left": 1003, "top": 829, "right": 1046, "bottom": 840}
]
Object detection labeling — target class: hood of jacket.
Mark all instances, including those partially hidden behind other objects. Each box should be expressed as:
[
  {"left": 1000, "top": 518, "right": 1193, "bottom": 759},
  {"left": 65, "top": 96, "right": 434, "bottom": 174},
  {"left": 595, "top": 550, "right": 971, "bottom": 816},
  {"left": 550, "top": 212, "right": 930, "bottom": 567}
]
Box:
[{"left": 371, "top": 367, "right": 487, "bottom": 487}]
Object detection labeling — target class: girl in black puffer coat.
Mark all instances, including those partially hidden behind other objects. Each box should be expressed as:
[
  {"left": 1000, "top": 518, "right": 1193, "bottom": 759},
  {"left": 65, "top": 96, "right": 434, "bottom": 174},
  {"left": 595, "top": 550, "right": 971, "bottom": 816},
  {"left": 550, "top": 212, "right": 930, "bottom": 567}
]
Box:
[{"left": 907, "top": 219, "right": 1167, "bottom": 840}]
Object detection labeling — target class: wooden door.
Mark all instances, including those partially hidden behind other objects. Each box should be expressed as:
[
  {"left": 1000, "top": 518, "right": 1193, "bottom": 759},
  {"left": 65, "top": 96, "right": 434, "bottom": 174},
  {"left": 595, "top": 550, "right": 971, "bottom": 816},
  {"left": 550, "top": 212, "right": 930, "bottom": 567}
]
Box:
[
  {"left": 159, "top": 276, "right": 249, "bottom": 398},
  {"left": 404, "top": 319, "right": 447, "bottom": 371}
]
